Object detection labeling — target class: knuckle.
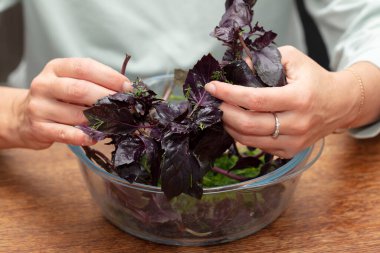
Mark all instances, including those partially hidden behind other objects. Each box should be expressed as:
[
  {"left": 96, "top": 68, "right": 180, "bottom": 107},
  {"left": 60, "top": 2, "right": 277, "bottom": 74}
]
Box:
[
  {"left": 237, "top": 117, "right": 253, "bottom": 133},
  {"left": 296, "top": 90, "right": 312, "bottom": 109},
  {"left": 26, "top": 99, "right": 40, "bottom": 117},
  {"left": 29, "top": 78, "right": 40, "bottom": 95},
  {"left": 57, "top": 128, "right": 68, "bottom": 142},
  {"left": 294, "top": 120, "right": 311, "bottom": 135},
  {"left": 30, "top": 76, "right": 46, "bottom": 94},
  {"left": 247, "top": 93, "right": 266, "bottom": 110},
  {"left": 46, "top": 58, "right": 62, "bottom": 69},
  {"left": 28, "top": 120, "right": 43, "bottom": 134},
  {"left": 72, "top": 58, "right": 91, "bottom": 77},
  {"left": 65, "top": 80, "right": 88, "bottom": 99}
]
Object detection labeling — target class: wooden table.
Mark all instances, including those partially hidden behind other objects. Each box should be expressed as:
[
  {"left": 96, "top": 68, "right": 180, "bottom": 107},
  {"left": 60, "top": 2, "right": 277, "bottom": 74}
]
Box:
[{"left": 1, "top": 133, "right": 379, "bottom": 252}]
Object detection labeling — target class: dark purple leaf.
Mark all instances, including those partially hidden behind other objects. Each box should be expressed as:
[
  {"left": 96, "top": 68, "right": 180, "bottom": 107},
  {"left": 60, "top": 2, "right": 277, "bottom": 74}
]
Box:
[
  {"left": 153, "top": 101, "right": 189, "bottom": 126},
  {"left": 139, "top": 136, "right": 162, "bottom": 186},
  {"left": 225, "top": 0, "right": 257, "bottom": 9},
  {"left": 161, "top": 129, "right": 203, "bottom": 199},
  {"left": 117, "top": 162, "right": 150, "bottom": 184},
  {"left": 253, "top": 30, "right": 277, "bottom": 50},
  {"left": 192, "top": 123, "right": 234, "bottom": 167},
  {"left": 222, "top": 47, "right": 237, "bottom": 63},
  {"left": 84, "top": 103, "right": 139, "bottom": 135},
  {"left": 107, "top": 92, "right": 135, "bottom": 105},
  {"left": 259, "top": 158, "right": 289, "bottom": 177},
  {"left": 183, "top": 54, "right": 223, "bottom": 107},
  {"left": 114, "top": 136, "right": 144, "bottom": 168},
  {"left": 229, "top": 156, "right": 261, "bottom": 171},
  {"left": 212, "top": 0, "right": 253, "bottom": 44},
  {"left": 192, "top": 106, "right": 223, "bottom": 130},
  {"left": 253, "top": 45, "right": 286, "bottom": 87},
  {"left": 223, "top": 60, "right": 265, "bottom": 87},
  {"left": 76, "top": 125, "right": 107, "bottom": 141},
  {"left": 142, "top": 195, "right": 182, "bottom": 224}
]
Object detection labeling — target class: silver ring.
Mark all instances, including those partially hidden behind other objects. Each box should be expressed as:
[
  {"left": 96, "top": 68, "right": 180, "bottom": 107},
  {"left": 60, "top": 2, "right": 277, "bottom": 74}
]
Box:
[{"left": 272, "top": 112, "right": 280, "bottom": 138}]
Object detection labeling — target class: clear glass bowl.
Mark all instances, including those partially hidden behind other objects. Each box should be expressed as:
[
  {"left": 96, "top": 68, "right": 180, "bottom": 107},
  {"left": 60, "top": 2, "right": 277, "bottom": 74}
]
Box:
[{"left": 68, "top": 74, "right": 324, "bottom": 246}]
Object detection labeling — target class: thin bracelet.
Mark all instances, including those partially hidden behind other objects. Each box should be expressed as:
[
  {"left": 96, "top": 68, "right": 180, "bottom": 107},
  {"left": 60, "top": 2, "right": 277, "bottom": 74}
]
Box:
[
  {"left": 333, "top": 68, "right": 365, "bottom": 134},
  {"left": 345, "top": 68, "right": 365, "bottom": 125}
]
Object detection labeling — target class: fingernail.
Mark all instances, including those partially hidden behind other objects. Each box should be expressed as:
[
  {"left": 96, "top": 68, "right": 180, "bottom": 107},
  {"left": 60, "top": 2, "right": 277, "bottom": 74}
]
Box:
[
  {"left": 205, "top": 83, "right": 216, "bottom": 94},
  {"left": 123, "top": 81, "right": 132, "bottom": 92},
  {"left": 83, "top": 135, "right": 96, "bottom": 146}
]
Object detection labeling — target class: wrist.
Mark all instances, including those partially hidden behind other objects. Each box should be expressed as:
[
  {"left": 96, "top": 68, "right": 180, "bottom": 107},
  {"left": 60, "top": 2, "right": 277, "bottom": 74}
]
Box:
[
  {"left": 0, "top": 88, "right": 28, "bottom": 149},
  {"left": 330, "top": 69, "right": 361, "bottom": 130}
]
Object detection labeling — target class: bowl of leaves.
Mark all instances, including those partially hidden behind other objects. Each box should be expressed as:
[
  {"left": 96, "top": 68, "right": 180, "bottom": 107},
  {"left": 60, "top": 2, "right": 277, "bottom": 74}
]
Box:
[{"left": 69, "top": 0, "right": 324, "bottom": 246}]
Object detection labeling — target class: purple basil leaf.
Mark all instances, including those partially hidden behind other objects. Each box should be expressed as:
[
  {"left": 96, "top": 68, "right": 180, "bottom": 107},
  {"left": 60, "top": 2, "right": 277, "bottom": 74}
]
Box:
[
  {"left": 222, "top": 47, "right": 236, "bottom": 63},
  {"left": 229, "top": 156, "right": 261, "bottom": 171},
  {"left": 253, "top": 45, "right": 286, "bottom": 87},
  {"left": 139, "top": 135, "right": 162, "bottom": 186},
  {"left": 117, "top": 162, "right": 150, "bottom": 184},
  {"left": 225, "top": 0, "right": 257, "bottom": 9},
  {"left": 142, "top": 195, "right": 182, "bottom": 224},
  {"left": 107, "top": 92, "right": 135, "bottom": 105},
  {"left": 264, "top": 153, "right": 274, "bottom": 163},
  {"left": 161, "top": 128, "right": 203, "bottom": 199},
  {"left": 223, "top": 59, "right": 265, "bottom": 87},
  {"left": 114, "top": 136, "right": 144, "bottom": 168},
  {"left": 258, "top": 158, "right": 289, "bottom": 177},
  {"left": 252, "top": 30, "right": 277, "bottom": 50},
  {"left": 76, "top": 125, "right": 107, "bottom": 141},
  {"left": 192, "top": 106, "right": 223, "bottom": 130},
  {"left": 84, "top": 103, "right": 139, "bottom": 135},
  {"left": 192, "top": 122, "right": 234, "bottom": 168},
  {"left": 212, "top": 0, "right": 253, "bottom": 44},
  {"left": 183, "top": 54, "right": 223, "bottom": 107},
  {"left": 153, "top": 101, "right": 189, "bottom": 126},
  {"left": 113, "top": 135, "right": 161, "bottom": 184},
  {"left": 212, "top": 26, "right": 238, "bottom": 44}
]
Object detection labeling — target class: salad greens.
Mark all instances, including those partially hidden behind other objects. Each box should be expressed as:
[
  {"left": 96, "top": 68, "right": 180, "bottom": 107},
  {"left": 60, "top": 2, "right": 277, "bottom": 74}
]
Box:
[{"left": 79, "top": 0, "right": 289, "bottom": 199}]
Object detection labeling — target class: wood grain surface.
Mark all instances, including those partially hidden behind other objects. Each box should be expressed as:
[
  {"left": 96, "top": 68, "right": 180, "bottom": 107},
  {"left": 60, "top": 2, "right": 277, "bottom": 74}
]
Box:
[{"left": 1, "top": 133, "right": 379, "bottom": 253}]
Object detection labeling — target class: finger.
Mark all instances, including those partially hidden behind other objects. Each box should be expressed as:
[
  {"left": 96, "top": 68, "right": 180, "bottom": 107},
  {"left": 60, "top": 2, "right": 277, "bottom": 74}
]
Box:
[
  {"left": 46, "top": 77, "right": 116, "bottom": 106},
  {"left": 225, "top": 126, "right": 306, "bottom": 158},
  {"left": 38, "top": 122, "right": 96, "bottom": 146},
  {"left": 221, "top": 103, "right": 276, "bottom": 136},
  {"left": 226, "top": 125, "right": 287, "bottom": 152},
  {"left": 220, "top": 103, "right": 302, "bottom": 136},
  {"left": 31, "top": 98, "right": 88, "bottom": 125},
  {"left": 278, "top": 46, "right": 301, "bottom": 66},
  {"left": 46, "top": 58, "right": 131, "bottom": 92},
  {"left": 205, "top": 81, "right": 299, "bottom": 112}
]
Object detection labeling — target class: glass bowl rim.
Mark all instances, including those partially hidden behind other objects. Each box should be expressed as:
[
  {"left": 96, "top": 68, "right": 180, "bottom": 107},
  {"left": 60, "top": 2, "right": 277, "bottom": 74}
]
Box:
[{"left": 68, "top": 138, "right": 323, "bottom": 194}]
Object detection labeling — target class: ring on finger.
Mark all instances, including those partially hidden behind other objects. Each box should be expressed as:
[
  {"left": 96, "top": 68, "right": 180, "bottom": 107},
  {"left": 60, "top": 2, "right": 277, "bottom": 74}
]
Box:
[{"left": 271, "top": 112, "right": 280, "bottom": 138}]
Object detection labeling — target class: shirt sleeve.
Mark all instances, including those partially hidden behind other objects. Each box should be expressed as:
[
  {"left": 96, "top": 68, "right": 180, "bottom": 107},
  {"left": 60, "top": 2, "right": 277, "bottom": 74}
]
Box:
[
  {"left": 305, "top": 0, "right": 380, "bottom": 139},
  {"left": 0, "top": 0, "right": 19, "bottom": 13},
  {"left": 348, "top": 121, "right": 380, "bottom": 139}
]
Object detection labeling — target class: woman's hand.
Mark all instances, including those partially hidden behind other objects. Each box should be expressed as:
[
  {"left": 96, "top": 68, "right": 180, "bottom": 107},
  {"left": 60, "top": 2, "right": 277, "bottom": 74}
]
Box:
[
  {"left": 8, "top": 58, "right": 130, "bottom": 149},
  {"left": 205, "top": 46, "right": 362, "bottom": 158}
]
